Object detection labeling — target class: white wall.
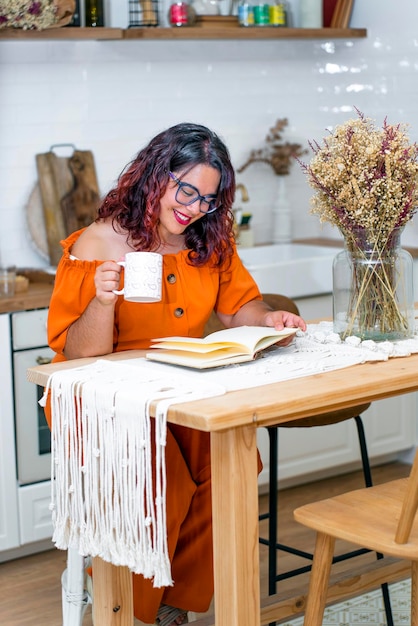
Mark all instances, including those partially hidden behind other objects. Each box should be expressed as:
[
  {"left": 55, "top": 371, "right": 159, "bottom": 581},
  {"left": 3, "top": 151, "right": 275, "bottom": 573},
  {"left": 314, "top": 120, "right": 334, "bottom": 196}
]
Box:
[{"left": 1, "top": 0, "right": 418, "bottom": 267}]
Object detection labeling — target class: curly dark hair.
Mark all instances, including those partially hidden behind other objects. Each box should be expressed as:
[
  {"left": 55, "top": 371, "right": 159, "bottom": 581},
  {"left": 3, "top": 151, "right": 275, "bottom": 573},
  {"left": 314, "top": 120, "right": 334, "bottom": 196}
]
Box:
[{"left": 97, "top": 122, "right": 236, "bottom": 267}]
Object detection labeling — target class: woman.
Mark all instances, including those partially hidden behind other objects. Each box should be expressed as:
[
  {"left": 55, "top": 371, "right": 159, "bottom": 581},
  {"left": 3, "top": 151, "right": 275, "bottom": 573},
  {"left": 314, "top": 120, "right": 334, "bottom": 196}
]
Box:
[{"left": 47, "top": 122, "right": 306, "bottom": 626}]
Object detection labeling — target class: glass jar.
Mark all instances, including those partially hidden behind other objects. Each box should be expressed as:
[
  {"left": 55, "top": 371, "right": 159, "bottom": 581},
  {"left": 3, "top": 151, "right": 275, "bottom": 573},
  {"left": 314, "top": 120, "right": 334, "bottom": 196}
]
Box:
[
  {"left": 238, "top": 0, "right": 254, "bottom": 26},
  {"left": 253, "top": 1, "right": 269, "bottom": 25},
  {"left": 333, "top": 227, "right": 414, "bottom": 341},
  {"left": 269, "top": 0, "right": 287, "bottom": 26},
  {"left": 85, "top": 0, "right": 104, "bottom": 27},
  {"left": 169, "top": 1, "right": 196, "bottom": 25}
]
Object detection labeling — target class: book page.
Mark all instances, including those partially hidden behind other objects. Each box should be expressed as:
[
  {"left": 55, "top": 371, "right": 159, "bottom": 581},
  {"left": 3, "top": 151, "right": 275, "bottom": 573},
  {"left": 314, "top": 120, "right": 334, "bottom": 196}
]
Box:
[
  {"left": 146, "top": 349, "right": 254, "bottom": 369},
  {"left": 150, "top": 326, "right": 297, "bottom": 356},
  {"left": 149, "top": 341, "right": 242, "bottom": 355}
]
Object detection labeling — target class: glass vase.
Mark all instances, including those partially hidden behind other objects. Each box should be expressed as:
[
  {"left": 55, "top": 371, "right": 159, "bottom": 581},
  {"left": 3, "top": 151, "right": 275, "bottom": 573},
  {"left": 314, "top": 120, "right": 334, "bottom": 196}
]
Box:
[{"left": 333, "top": 227, "right": 414, "bottom": 341}]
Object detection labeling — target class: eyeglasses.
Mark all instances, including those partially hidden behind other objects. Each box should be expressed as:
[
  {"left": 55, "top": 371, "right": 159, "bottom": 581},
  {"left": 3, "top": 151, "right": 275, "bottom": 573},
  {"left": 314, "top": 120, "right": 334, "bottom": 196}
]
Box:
[{"left": 169, "top": 171, "right": 220, "bottom": 214}]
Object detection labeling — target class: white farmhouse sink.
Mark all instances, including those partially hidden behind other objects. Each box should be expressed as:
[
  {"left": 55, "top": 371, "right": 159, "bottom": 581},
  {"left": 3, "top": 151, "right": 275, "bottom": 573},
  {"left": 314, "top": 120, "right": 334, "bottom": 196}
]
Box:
[{"left": 237, "top": 243, "right": 341, "bottom": 299}]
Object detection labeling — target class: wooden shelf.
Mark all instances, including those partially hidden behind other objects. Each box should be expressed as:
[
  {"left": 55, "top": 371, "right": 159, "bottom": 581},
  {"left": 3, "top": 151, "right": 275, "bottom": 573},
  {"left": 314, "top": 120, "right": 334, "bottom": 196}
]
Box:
[
  {"left": 0, "top": 26, "right": 367, "bottom": 41},
  {"left": 0, "top": 27, "right": 123, "bottom": 40},
  {"left": 123, "top": 26, "right": 367, "bottom": 39}
]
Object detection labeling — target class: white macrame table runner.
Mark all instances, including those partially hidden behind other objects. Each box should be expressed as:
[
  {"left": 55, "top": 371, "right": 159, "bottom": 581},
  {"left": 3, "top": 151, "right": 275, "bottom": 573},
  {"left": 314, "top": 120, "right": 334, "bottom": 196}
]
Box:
[{"left": 40, "top": 321, "right": 418, "bottom": 587}]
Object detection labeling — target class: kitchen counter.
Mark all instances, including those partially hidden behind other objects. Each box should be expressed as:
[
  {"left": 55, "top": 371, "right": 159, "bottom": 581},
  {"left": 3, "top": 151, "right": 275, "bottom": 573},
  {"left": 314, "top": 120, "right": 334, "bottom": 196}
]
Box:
[{"left": 0, "top": 282, "right": 53, "bottom": 314}]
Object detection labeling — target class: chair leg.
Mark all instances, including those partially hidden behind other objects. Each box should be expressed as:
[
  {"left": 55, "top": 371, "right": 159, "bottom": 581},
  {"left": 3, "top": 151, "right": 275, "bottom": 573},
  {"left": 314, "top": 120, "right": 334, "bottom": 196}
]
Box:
[
  {"left": 380, "top": 584, "right": 393, "bottom": 626},
  {"left": 354, "top": 416, "right": 394, "bottom": 626},
  {"left": 62, "top": 548, "right": 90, "bottom": 626},
  {"left": 266, "top": 427, "right": 279, "bottom": 626},
  {"left": 411, "top": 560, "right": 418, "bottom": 626},
  {"left": 303, "top": 533, "right": 335, "bottom": 626},
  {"left": 354, "top": 416, "right": 372, "bottom": 487},
  {"left": 267, "top": 427, "right": 278, "bottom": 597}
]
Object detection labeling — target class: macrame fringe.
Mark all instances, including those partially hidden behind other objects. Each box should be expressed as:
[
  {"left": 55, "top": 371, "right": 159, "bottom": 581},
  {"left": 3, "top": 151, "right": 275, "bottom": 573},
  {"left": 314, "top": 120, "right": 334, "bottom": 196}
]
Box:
[{"left": 39, "top": 360, "right": 225, "bottom": 588}]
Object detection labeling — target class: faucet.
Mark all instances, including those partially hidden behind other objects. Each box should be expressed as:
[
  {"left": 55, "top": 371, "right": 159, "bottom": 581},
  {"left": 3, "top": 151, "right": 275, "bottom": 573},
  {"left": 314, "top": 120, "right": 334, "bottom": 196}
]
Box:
[{"left": 236, "top": 183, "right": 249, "bottom": 203}]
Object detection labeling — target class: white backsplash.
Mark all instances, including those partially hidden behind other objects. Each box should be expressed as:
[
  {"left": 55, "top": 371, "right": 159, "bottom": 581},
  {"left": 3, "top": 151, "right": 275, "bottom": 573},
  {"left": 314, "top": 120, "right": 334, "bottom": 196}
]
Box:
[{"left": 1, "top": 0, "right": 418, "bottom": 267}]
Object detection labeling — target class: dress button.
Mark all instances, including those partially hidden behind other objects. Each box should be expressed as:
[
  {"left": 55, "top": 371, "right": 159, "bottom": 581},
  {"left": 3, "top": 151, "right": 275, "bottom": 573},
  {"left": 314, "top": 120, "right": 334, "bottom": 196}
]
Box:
[
  {"left": 167, "top": 274, "right": 176, "bottom": 284},
  {"left": 174, "top": 308, "right": 184, "bottom": 318}
]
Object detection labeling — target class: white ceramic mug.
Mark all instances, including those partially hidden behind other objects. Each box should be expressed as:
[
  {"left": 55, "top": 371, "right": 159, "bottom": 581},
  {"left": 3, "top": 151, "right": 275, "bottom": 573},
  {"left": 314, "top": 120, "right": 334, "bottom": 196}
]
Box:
[{"left": 113, "top": 252, "right": 163, "bottom": 303}]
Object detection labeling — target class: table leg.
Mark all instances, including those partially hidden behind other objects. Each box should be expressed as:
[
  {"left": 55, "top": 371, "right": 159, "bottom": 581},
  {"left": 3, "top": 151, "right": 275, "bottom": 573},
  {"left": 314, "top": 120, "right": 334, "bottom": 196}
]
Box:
[
  {"left": 92, "top": 557, "right": 133, "bottom": 625},
  {"left": 210, "top": 424, "right": 261, "bottom": 626}
]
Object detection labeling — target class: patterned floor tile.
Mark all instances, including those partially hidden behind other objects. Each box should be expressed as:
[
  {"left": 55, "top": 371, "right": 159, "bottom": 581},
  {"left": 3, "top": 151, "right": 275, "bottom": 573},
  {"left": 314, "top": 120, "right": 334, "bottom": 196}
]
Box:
[{"left": 281, "top": 579, "right": 411, "bottom": 626}]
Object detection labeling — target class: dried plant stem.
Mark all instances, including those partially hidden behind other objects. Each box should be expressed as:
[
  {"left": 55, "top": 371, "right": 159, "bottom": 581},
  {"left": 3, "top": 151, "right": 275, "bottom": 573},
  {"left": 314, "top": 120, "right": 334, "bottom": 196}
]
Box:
[
  {"left": 343, "top": 246, "right": 409, "bottom": 339},
  {"left": 237, "top": 118, "right": 307, "bottom": 177}
]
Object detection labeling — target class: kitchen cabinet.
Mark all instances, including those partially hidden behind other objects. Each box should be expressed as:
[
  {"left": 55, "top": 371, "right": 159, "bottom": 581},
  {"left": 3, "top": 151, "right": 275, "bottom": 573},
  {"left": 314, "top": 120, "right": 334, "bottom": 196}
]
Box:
[
  {"left": 18, "top": 482, "right": 54, "bottom": 545},
  {"left": 0, "top": 314, "right": 20, "bottom": 552},
  {"left": 0, "top": 285, "right": 54, "bottom": 562},
  {"left": 0, "top": 26, "right": 367, "bottom": 40},
  {"left": 294, "top": 293, "right": 332, "bottom": 320}
]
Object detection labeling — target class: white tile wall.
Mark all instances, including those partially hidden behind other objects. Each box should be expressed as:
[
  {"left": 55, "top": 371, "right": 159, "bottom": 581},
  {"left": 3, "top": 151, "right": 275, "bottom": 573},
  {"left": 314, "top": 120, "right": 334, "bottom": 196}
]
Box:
[{"left": 1, "top": 0, "right": 418, "bottom": 267}]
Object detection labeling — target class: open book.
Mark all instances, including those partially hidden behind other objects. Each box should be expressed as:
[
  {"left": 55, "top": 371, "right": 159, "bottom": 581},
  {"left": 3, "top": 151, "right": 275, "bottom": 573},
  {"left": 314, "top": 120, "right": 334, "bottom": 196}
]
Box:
[{"left": 146, "top": 325, "right": 298, "bottom": 369}]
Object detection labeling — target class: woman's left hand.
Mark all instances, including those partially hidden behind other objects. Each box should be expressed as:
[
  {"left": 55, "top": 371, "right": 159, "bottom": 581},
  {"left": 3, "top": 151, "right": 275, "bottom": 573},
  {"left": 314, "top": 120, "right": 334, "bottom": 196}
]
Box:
[
  {"left": 263, "top": 310, "right": 306, "bottom": 345},
  {"left": 221, "top": 301, "right": 307, "bottom": 347}
]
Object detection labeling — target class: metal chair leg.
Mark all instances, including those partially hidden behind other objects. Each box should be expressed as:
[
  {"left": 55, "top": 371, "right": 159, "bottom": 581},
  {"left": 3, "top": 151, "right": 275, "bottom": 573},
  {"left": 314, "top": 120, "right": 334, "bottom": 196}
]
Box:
[
  {"left": 267, "top": 427, "right": 278, "bottom": 598},
  {"left": 267, "top": 426, "right": 278, "bottom": 626},
  {"left": 354, "top": 416, "right": 373, "bottom": 487}
]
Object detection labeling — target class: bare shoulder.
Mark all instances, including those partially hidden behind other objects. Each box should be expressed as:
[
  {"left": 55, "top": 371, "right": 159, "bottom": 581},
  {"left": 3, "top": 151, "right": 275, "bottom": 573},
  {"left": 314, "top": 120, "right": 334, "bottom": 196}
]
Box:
[{"left": 71, "top": 220, "right": 130, "bottom": 261}]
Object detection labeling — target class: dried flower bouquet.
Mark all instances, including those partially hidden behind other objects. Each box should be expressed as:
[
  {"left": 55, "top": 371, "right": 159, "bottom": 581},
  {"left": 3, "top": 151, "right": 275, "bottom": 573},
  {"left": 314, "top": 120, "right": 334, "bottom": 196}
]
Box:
[{"left": 299, "top": 109, "right": 418, "bottom": 339}]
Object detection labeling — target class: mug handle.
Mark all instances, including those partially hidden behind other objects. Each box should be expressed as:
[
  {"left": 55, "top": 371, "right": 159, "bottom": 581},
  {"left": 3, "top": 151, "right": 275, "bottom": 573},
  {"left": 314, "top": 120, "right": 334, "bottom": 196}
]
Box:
[{"left": 112, "top": 260, "right": 126, "bottom": 296}]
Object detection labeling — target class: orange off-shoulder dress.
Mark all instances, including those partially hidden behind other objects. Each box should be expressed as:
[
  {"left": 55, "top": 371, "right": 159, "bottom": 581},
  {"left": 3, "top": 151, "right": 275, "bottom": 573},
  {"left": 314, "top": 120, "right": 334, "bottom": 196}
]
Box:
[{"left": 46, "top": 228, "right": 262, "bottom": 624}]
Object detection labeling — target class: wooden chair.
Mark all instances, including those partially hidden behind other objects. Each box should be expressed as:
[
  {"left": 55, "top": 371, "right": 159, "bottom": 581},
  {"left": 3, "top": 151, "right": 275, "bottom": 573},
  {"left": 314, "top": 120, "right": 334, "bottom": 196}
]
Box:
[
  {"left": 205, "top": 293, "right": 393, "bottom": 626},
  {"left": 293, "top": 447, "right": 418, "bottom": 626}
]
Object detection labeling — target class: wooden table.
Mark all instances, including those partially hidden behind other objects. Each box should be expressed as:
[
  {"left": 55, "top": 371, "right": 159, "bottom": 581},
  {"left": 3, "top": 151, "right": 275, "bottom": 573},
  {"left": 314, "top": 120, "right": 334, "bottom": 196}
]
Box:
[{"left": 28, "top": 349, "right": 418, "bottom": 626}]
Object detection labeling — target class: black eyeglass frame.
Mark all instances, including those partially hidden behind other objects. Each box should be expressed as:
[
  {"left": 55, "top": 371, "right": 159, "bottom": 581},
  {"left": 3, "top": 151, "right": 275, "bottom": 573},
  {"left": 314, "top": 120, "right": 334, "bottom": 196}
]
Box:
[{"left": 169, "top": 171, "right": 221, "bottom": 214}]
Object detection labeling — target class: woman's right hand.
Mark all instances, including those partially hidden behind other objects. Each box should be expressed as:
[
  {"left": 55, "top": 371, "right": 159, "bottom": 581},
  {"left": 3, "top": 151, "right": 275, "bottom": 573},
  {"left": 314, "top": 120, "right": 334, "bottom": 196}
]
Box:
[
  {"left": 94, "top": 260, "right": 123, "bottom": 305},
  {"left": 64, "top": 260, "right": 123, "bottom": 359}
]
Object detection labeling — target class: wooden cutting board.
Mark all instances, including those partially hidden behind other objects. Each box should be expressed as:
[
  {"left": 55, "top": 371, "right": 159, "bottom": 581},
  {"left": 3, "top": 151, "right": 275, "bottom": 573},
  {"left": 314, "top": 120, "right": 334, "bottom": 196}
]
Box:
[
  {"left": 330, "top": 0, "right": 354, "bottom": 28},
  {"left": 36, "top": 146, "right": 100, "bottom": 265},
  {"left": 26, "top": 183, "right": 49, "bottom": 261}
]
